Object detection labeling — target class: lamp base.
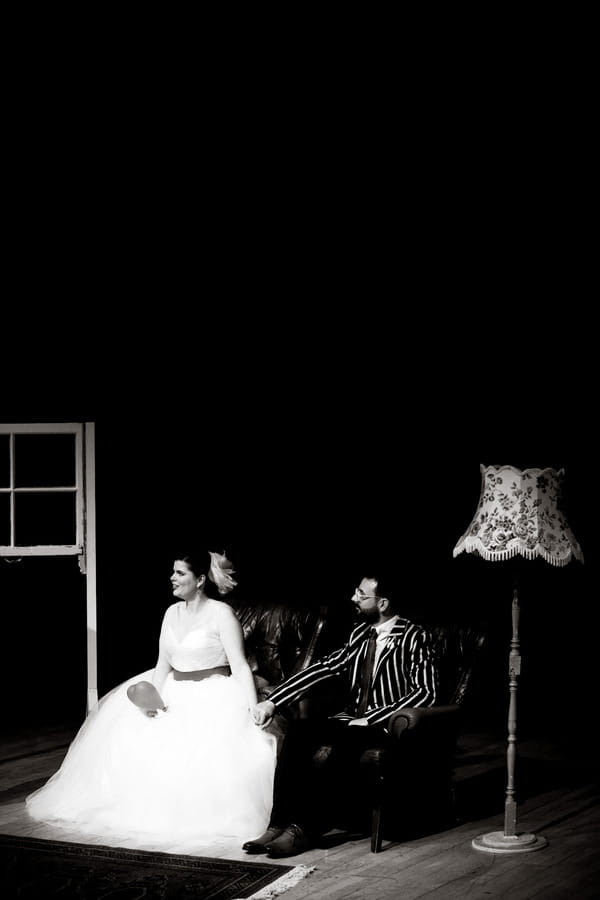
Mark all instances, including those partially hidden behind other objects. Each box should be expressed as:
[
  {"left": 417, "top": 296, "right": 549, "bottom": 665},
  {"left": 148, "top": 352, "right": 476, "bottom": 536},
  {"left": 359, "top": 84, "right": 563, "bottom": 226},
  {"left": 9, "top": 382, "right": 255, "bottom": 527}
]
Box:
[{"left": 472, "top": 831, "right": 548, "bottom": 854}]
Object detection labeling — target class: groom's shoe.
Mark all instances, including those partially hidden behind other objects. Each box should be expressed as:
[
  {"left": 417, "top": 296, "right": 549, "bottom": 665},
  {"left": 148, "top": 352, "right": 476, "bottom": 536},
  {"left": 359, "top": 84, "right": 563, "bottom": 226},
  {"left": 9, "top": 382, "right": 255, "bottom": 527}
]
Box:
[
  {"left": 242, "top": 826, "right": 284, "bottom": 853},
  {"left": 265, "top": 823, "right": 312, "bottom": 858}
]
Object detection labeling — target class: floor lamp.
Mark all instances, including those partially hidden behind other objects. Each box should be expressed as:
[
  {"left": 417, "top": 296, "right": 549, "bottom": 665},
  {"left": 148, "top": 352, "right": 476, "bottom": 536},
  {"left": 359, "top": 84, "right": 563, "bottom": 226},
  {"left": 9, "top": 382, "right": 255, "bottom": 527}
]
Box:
[{"left": 453, "top": 464, "right": 584, "bottom": 853}]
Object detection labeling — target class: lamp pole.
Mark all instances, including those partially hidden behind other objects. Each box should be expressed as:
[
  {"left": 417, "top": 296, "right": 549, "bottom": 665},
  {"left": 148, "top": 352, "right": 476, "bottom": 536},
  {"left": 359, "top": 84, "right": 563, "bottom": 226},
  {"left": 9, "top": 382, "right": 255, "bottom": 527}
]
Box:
[
  {"left": 472, "top": 574, "right": 547, "bottom": 853},
  {"left": 504, "top": 583, "right": 520, "bottom": 835}
]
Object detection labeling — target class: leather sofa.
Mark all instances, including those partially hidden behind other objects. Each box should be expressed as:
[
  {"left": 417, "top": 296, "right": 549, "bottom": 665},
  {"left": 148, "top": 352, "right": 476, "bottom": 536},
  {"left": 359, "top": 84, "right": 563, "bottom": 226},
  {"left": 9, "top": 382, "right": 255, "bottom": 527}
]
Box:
[{"left": 229, "top": 596, "right": 329, "bottom": 748}]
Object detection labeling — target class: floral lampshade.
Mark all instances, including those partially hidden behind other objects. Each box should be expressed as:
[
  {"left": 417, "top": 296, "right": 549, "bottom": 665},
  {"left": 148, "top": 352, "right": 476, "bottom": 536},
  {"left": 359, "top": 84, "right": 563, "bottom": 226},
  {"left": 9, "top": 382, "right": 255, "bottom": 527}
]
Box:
[{"left": 453, "top": 465, "right": 584, "bottom": 567}]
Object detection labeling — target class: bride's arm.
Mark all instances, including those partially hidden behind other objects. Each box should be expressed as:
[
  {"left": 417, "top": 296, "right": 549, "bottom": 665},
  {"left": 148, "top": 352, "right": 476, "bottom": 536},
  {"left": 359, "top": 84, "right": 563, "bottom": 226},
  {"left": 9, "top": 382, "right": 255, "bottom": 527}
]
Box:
[
  {"left": 152, "top": 607, "right": 174, "bottom": 697},
  {"left": 152, "top": 657, "right": 172, "bottom": 699},
  {"left": 218, "top": 605, "right": 258, "bottom": 709}
]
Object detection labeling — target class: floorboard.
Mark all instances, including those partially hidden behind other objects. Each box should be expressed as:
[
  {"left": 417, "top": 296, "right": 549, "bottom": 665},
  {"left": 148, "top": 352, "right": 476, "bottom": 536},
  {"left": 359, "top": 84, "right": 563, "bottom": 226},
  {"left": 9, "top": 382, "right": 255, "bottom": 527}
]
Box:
[{"left": 1, "top": 724, "right": 598, "bottom": 899}]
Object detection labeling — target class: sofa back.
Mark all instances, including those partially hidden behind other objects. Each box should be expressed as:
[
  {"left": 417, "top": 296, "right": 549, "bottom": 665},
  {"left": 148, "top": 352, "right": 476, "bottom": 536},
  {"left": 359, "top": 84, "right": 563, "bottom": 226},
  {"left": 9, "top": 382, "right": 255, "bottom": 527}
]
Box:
[
  {"left": 425, "top": 622, "right": 487, "bottom": 706},
  {"left": 230, "top": 598, "right": 328, "bottom": 688}
]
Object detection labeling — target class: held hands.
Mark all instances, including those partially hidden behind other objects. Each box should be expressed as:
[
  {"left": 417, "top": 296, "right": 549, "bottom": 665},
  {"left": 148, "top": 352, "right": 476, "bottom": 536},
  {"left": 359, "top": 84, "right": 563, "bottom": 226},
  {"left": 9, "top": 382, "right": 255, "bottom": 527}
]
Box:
[{"left": 252, "top": 700, "right": 275, "bottom": 728}]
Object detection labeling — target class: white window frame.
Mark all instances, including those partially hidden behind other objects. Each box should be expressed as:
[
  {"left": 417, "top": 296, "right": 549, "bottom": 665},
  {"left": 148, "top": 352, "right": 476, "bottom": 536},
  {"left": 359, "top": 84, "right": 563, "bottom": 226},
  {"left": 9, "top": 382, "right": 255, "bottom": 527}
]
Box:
[
  {"left": 0, "top": 422, "right": 98, "bottom": 712},
  {"left": 1, "top": 422, "right": 84, "bottom": 556}
]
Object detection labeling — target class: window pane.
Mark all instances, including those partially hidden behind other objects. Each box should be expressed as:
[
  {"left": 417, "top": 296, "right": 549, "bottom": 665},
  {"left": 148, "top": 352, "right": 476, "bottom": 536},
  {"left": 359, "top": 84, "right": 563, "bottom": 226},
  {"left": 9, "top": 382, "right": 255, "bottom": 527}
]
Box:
[
  {"left": 0, "top": 493, "right": 10, "bottom": 544},
  {"left": 0, "top": 435, "right": 9, "bottom": 488},
  {"left": 15, "top": 492, "right": 76, "bottom": 545},
  {"left": 14, "top": 434, "right": 76, "bottom": 488}
]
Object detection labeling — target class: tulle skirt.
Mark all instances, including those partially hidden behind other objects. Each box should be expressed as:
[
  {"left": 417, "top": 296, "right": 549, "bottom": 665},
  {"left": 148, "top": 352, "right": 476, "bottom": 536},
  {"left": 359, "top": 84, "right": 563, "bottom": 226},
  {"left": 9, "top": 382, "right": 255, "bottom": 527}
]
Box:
[{"left": 26, "top": 669, "right": 277, "bottom": 849}]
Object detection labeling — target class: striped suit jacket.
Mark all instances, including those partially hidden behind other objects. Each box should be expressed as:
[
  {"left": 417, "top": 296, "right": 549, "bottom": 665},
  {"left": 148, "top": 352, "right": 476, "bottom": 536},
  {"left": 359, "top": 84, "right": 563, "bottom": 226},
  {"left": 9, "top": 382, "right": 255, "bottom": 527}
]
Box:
[{"left": 267, "top": 617, "right": 438, "bottom": 728}]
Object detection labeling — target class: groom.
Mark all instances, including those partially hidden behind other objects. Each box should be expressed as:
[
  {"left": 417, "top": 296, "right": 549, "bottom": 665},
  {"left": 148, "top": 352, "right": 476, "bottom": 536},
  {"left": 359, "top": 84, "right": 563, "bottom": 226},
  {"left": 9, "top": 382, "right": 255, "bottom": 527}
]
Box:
[{"left": 245, "top": 571, "right": 438, "bottom": 857}]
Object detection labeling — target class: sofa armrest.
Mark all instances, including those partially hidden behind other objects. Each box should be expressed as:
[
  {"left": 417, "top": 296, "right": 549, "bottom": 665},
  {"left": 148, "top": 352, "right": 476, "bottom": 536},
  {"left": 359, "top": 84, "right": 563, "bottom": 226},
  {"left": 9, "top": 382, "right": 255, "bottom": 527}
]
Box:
[
  {"left": 388, "top": 704, "right": 460, "bottom": 738},
  {"left": 360, "top": 705, "right": 462, "bottom": 773}
]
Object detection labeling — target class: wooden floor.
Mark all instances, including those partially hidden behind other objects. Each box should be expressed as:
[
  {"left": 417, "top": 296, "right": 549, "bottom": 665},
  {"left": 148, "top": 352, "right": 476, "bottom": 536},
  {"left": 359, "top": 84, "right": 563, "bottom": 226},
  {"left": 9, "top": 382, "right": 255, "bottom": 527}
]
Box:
[{"left": 1, "top": 721, "right": 599, "bottom": 899}]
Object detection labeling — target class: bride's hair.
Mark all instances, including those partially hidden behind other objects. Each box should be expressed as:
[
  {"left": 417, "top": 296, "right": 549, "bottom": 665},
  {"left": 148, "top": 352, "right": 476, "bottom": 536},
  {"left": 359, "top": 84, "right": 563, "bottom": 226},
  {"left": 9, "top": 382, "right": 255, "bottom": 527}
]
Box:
[{"left": 179, "top": 550, "right": 238, "bottom": 598}]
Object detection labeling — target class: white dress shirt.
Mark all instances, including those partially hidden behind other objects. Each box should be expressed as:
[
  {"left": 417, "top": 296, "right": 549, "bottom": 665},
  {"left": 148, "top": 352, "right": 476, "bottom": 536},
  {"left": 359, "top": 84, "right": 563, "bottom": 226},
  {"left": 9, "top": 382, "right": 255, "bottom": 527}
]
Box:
[{"left": 372, "top": 615, "right": 400, "bottom": 672}]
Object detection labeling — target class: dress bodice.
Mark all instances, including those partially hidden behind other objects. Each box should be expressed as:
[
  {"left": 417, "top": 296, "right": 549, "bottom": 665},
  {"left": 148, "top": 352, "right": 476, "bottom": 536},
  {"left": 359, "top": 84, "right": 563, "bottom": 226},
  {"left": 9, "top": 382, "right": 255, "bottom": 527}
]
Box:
[{"left": 161, "top": 602, "right": 229, "bottom": 671}]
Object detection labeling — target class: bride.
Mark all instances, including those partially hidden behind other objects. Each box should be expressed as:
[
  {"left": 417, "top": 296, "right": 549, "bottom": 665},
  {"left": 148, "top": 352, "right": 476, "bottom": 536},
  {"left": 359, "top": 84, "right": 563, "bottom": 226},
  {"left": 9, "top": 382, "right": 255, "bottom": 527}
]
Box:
[{"left": 26, "top": 550, "right": 277, "bottom": 850}]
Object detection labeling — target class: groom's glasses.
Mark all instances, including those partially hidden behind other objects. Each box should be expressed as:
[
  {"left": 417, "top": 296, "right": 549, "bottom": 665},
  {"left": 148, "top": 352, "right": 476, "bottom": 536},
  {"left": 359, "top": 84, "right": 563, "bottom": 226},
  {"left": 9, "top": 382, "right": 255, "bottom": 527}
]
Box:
[{"left": 354, "top": 588, "right": 378, "bottom": 600}]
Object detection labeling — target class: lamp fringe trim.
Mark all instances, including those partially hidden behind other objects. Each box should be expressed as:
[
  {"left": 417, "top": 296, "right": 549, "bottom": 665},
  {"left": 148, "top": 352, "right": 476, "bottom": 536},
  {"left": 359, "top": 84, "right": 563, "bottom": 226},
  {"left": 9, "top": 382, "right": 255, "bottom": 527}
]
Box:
[
  {"left": 244, "top": 864, "right": 316, "bottom": 899},
  {"left": 454, "top": 542, "right": 573, "bottom": 567}
]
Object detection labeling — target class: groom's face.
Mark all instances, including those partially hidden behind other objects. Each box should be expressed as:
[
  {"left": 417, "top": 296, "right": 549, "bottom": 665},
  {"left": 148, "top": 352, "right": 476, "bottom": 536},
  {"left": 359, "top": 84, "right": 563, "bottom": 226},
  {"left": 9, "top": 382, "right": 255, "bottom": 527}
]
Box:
[{"left": 353, "top": 577, "right": 380, "bottom": 622}]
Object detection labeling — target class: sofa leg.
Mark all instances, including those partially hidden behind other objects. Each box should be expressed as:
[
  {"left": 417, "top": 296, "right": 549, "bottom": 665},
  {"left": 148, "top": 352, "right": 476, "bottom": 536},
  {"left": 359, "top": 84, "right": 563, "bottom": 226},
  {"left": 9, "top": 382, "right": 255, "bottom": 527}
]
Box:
[{"left": 371, "top": 805, "right": 383, "bottom": 852}]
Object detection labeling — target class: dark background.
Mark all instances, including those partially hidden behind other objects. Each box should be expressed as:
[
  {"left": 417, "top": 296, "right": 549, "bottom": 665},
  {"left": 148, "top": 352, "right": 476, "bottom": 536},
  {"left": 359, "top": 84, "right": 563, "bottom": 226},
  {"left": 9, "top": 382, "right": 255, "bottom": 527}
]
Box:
[{"left": 2, "top": 47, "right": 596, "bottom": 743}]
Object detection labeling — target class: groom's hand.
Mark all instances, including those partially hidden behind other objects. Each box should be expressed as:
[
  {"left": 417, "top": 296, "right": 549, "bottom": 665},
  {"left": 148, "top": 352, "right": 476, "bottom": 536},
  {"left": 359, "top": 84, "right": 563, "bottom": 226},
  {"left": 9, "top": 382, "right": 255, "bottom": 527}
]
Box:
[{"left": 252, "top": 700, "right": 276, "bottom": 728}]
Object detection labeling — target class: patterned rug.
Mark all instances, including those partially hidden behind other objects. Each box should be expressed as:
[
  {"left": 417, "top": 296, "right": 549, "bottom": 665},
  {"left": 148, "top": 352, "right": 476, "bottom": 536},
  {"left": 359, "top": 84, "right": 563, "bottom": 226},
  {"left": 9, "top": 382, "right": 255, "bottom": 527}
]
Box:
[{"left": 0, "top": 833, "right": 315, "bottom": 899}]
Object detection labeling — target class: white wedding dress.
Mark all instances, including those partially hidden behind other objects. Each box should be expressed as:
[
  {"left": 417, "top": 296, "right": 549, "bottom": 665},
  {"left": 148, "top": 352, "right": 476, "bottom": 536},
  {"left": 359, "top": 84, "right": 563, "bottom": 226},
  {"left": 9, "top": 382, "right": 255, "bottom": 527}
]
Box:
[{"left": 26, "top": 602, "right": 277, "bottom": 850}]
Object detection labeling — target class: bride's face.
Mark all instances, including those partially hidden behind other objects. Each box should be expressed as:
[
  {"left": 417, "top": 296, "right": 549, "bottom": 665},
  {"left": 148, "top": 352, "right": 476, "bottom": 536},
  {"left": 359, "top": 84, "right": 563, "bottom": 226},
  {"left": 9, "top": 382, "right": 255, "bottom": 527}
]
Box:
[{"left": 171, "top": 560, "right": 201, "bottom": 602}]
